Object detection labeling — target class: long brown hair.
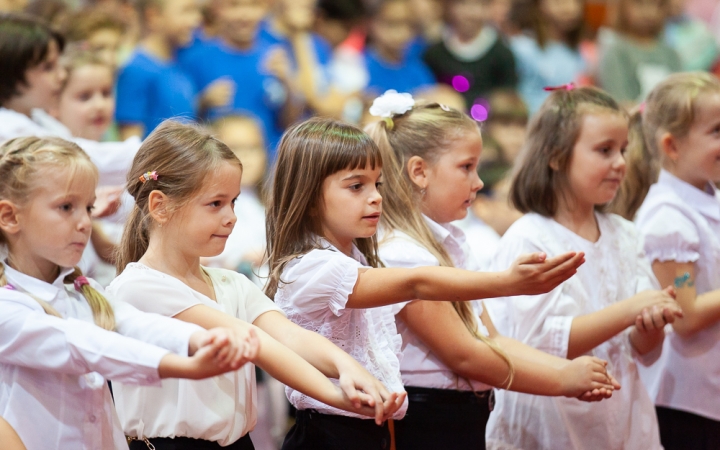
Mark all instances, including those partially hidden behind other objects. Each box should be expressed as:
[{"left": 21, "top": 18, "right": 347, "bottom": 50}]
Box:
[
  {"left": 611, "top": 72, "right": 720, "bottom": 219},
  {"left": 264, "top": 117, "right": 382, "bottom": 299},
  {"left": 0, "top": 136, "right": 115, "bottom": 330},
  {"left": 116, "top": 120, "right": 241, "bottom": 272},
  {"left": 511, "top": 86, "right": 625, "bottom": 217},
  {"left": 366, "top": 102, "right": 515, "bottom": 389}
]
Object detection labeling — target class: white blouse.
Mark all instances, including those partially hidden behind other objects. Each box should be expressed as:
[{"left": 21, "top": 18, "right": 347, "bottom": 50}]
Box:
[
  {"left": 274, "top": 240, "right": 408, "bottom": 419},
  {"left": 454, "top": 213, "right": 501, "bottom": 271},
  {"left": 635, "top": 169, "right": 720, "bottom": 421},
  {"left": 379, "top": 218, "right": 492, "bottom": 392},
  {"left": 0, "top": 107, "right": 139, "bottom": 186},
  {"left": 107, "top": 263, "right": 283, "bottom": 445},
  {"left": 484, "top": 213, "right": 662, "bottom": 450},
  {"left": 0, "top": 264, "right": 201, "bottom": 450}
]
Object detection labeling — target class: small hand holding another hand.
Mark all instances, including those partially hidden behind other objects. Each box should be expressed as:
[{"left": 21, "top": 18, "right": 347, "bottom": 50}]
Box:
[
  {"left": 632, "top": 286, "right": 682, "bottom": 333},
  {"left": 187, "top": 325, "right": 260, "bottom": 377},
  {"left": 561, "top": 356, "right": 620, "bottom": 403},
  {"left": 336, "top": 365, "right": 406, "bottom": 425},
  {"left": 507, "top": 251, "right": 585, "bottom": 296}
]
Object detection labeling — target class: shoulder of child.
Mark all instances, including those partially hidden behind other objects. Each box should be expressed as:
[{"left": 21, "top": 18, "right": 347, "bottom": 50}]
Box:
[
  {"left": 0, "top": 288, "right": 44, "bottom": 312},
  {"left": 378, "top": 229, "right": 439, "bottom": 266}
]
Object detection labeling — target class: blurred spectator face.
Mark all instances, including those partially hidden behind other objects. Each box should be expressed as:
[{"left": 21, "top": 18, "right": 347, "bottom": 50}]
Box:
[
  {"left": 150, "top": 0, "right": 202, "bottom": 46},
  {"left": 216, "top": 117, "right": 268, "bottom": 187},
  {"left": 446, "top": 0, "right": 489, "bottom": 39},
  {"left": 408, "top": 0, "right": 442, "bottom": 29},
  {"left": 485, "top": 0, "right": 512, "bottom": 32},
  {"left": 215, "top": 0, "right": 267, "bottom": 47},
  {"left": 540, "top": 0, "right": 582, "bottom": 34},
  {"left": 276, "top": 0, "right": 317, "bottom": 32},
  {"left": 370, "top": 0, "right": 414, "bottom": 58},
  {"left": 57, "top": 64, "right": 115, "bottom": 141},
  {"left": 620, "top": 0, "right": 667, "bottom": 37},
  {"left": 487, "top": 121, "right": 526, "bottom": 162},
  {"left": 85, "top": 27, "right": 123, "bottom": 66}
]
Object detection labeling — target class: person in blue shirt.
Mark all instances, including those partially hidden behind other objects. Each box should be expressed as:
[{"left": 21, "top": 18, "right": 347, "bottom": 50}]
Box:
[
  {"left": 364, "top": 0, "right": 436, "bottom": 96},
  {"left": 177, "top": 0, "right": 303, "bottom": 155},
  {"left": 115, "top": 0, "right": 232, "bottom": 139}
]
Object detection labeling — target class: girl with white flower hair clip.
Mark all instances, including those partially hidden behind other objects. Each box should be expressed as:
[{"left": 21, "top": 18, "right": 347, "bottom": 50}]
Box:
[
  {"left": 365, "top": 90, "right": 626, "bottom": 450},
  {"left": 265, "top": 108, "right": 608, "bottom": 449}
]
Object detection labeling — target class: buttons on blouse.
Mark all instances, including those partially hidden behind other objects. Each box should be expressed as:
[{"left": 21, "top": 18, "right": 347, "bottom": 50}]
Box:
[
  {"left": 88, "top": 414, "right": 96, "bottom": 423},
  {"left": 221, "top": 276, "right": 228, "bottom": 283}
]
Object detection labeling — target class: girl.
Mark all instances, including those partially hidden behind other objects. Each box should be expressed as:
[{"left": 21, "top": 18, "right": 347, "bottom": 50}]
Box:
[
  {"left": 615, "top": 72, "right": 720, "bottom": 450},
  {"left": 265, "top": 117, "right": 601, "bottom": 450},
  {"left": 108, "top": 120, "right": 397, "bottom": 450},
  {"left": 0, "top": 135, "right": 257, "bottom": 450},
  {"left": 510, "top": 0, "right": 586, "bottom": 113},
  {"left": 56, "top": 49, "right": 115, "bottom": 142},
  {"left": 365, "top": 92, "right": 623, "bottom": 450},
  {"left": 483, "top": 86, "right": 682, "bottom": 450},
  {"left": 0, "top": 13, "right": 139, "bottom": 187}
]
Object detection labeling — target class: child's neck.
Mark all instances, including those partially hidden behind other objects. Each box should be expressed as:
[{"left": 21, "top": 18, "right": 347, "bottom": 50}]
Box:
[
  {"left": 3, "top": 97, "right": 37, "bottom": 117},
  {"left": 140, "top": 235, "right": 203, "bottom": 282},
  {"left": 553, "top": 201, "right": 600, "bottom": 242},
  {"left": 6, "top": 250, "right": 60, "bottom": 284},
  {"left": 221, "top": 34, "right": 254, "bottom": 51},
  {"left": 141, "top": 33, "right": 176, "bottom": 61},
  {"left": 453, "top": 24, "right": 483, "bottom": 44},
  {"left": 622, "top": 29, "right": 658, "bottom": 45},
  {"left": 665, "top": 164, "right": 711, "bottom": 192}
]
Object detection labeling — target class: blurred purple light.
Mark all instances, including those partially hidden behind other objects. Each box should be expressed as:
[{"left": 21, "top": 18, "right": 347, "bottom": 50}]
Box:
[
  {"left": 452, "top": 75, "right": 470, "bottom": 93},
  {"left": 470, "top": 104, "right": 489, "bottom": 122}
]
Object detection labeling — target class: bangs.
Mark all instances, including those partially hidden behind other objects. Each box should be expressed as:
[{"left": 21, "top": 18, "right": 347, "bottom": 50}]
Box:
[{"left": 319, "top": 125, "right": 383, "bottom": 176}]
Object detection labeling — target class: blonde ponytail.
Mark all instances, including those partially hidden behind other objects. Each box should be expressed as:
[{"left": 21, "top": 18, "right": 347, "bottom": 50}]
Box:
[
  {"left": 366, "top": 103, "right": 515, "bottom": 389},
  {"left": 64, "top": 267, "right": 115, "bottom": 331}
]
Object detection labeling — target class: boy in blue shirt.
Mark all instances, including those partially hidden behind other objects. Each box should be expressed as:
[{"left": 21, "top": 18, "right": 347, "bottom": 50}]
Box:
[
  {"left": 178, "top": 0, "right": 301, "bottom": 154},
  {"left": 116, "top": 0, "right": 232, "bottom": 139},
  {"left": 364, "top": 0, "right": 436, "bottom": 96}
]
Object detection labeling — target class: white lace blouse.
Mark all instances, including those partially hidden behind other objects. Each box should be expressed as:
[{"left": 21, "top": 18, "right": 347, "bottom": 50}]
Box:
[
  {"left": 484, "top": 212, "right": 662, "bottom": 450},
  {"left": 273, "top": 240, "right": 408, "bottom": 419},
  {"left": 635, "top": 169, "right": 720, "bottom": 421},
  {"left": 379, "top": 218, "right": 492, "bottom": 392}
]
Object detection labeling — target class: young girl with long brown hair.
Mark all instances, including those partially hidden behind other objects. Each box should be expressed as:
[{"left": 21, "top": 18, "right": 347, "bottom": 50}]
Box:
[
  {"left": 0, "top": 135, "right": 254, "bottom": 450},
  {"left": 108, "top": 120, "right": 393, "bottom": 450},
  {"left": 483, "top": 86, "right": 682, "bottom": 450},
  {"left": 365, "top": 91, "right": 623, "bottom": 450},
  {"left": 264, "top": 116, "right": 610, "bottom": 450},
  {"left": 613, "top": 71, "right": 720, "bottom": 450}
]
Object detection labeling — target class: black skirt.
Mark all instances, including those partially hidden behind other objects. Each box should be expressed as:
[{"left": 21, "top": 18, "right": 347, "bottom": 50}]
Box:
[
  {"left": 656, "top": 405, "right": 720, "bottom": 450},
  {"left": 128, "top": 434, "right": 254, "bottom": 450},
  {"left": 281, "top": 409, "right": 391, "bottom": 450},
  {"left": 394, "top": 386, "right": 494, "bottom": 450}
]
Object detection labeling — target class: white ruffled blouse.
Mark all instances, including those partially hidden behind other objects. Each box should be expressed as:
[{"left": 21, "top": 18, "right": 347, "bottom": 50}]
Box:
[
  {"left": 274, "top": 240, "right": 408, "bottom": 419},
  {"left": 484, "top": 212, "right": 661, "bottom": 450},
  {"left": 635, "top": 169, "right": 720, "bottom": 421}
]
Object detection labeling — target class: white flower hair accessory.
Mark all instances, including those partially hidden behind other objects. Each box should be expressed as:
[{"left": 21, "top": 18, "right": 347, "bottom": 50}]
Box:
[{"left": 369, "top": 90, "right": 415, "bottom": 130}]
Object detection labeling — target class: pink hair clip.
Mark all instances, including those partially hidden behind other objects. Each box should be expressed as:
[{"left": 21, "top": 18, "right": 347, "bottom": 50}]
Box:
[
  {"left": 74, "top": 276, "right": 90, "bottom": 292},
  {"left": 543, "top": 82, "right": 576, "bottom": 92},
  {"left": 4, "top": 284, "right": 15, "bottom": 290},
  {"left": 139, "top": 171, "right": 158, "bottom": 183},
  {"left": 638, "top": 102, "right": 646, "bottom": 114}
]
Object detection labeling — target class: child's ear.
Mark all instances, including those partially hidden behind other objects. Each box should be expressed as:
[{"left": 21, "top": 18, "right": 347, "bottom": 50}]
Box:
[
  {"left": 147, "top": 190, "right": 170, "bottom": 226},
  {"left": 406, "top": 156, "right": 429, "bottom": 190},
  {"left": 659, "top": 132, "right": 680, "bottom": 162},
  {"left": 0, "top": 200, "right": 20, "bottom": 236}
]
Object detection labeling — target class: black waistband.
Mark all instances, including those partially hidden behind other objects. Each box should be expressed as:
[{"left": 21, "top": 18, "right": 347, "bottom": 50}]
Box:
[
  {"left": 405, "top": 386, "right": 494, "bottom": 406},
  {"left": 295, "top": 409, "right": 389, "bottom": 430}
]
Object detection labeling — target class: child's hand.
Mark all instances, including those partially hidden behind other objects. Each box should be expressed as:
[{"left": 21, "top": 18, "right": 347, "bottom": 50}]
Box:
[
  {"left": 264, "top": 47, "right": 293, "bottom": 86},
  {"left": 560, "top": 356, "right": 619, "bottom": 400},
  {"left": 505, "top": 251, "right": 585, "bottom": 295},
  {"left": 336, "top": 365, "right": 406, "bottom": 425},
  {"left": 189, "top": 325, "right": 260, "bottom": 371},
  {"left": 634, "top": 287, "right": 682, "bottom": 333},
  {"left": 92, "top": 185, "right": 123, "bottom": 218},
  {"left": 629, "top": 288, "right": 682, "bottom": 326},
  {"left": 200, "top": 78, "right": 235, "bottom": 109}
]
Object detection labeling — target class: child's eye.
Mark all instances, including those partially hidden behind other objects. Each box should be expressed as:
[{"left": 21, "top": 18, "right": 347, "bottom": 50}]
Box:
[
  {"left": 87, "top": 205, "right": 95, "bottom": 214},
  {"left": 209, "top": 201, "right": 221, "bottom": 207},
  {"left": 349, "top": 184, "right": 362, "bottom": 191},
  {"left": 59, "top": 203, "right": 73, "bottom": 212},
  {"left": 620, "top": 146, "right": 628, "bottom": 155},
  {"left": 231, "top": 198, "right": 237, "bottom": 206},
  {"left": 375, "top": 182, "right": 383, "bottom": 189},
  {"left": 79, "top": 92, "right": 93, "bottom": 102}
]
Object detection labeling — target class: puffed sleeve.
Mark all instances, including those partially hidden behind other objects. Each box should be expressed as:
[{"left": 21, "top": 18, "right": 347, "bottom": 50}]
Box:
[
  {"left": 638, "top": 205, "right": 701, "bottom": 264},
  {"left": 278, "top": 249, "right": 364, "bottom": 318},
  {"left": 0, "top": 291, "right": 167, "bottom": 386},
  {"left": 485, "top": 228, "right": 577, "bottom": 358},
  {"left": 225, "top": 271, "right": 284, "bottom": 323}
]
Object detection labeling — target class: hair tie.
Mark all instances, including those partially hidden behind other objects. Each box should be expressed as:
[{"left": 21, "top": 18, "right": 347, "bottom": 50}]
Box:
[
  {"left": 638, "top": 102, "right": 646, "bottom": 114},
  {"left": 139, "top": 171, "right": 158, "bottom": 183},
  {"left": 383, "top": 117, "right": 394, "bottom": 130},
  {"left": 4, "top": 284, "right": 15, "bottom": 290},
  {"left": 543, "top": 82, "right": 575, "bottom": 92},
  {"left": 73, "top": 276, "right": 90, "bottom": 292}
]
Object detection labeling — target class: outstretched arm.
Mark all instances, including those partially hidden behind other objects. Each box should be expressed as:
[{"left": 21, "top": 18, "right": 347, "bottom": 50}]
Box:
[
  {"left": 346, "top": 252, "right": 585, "bottom": 309},
  {"left": 398, "top": 300, "right": 618, "bottom": 398}
]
